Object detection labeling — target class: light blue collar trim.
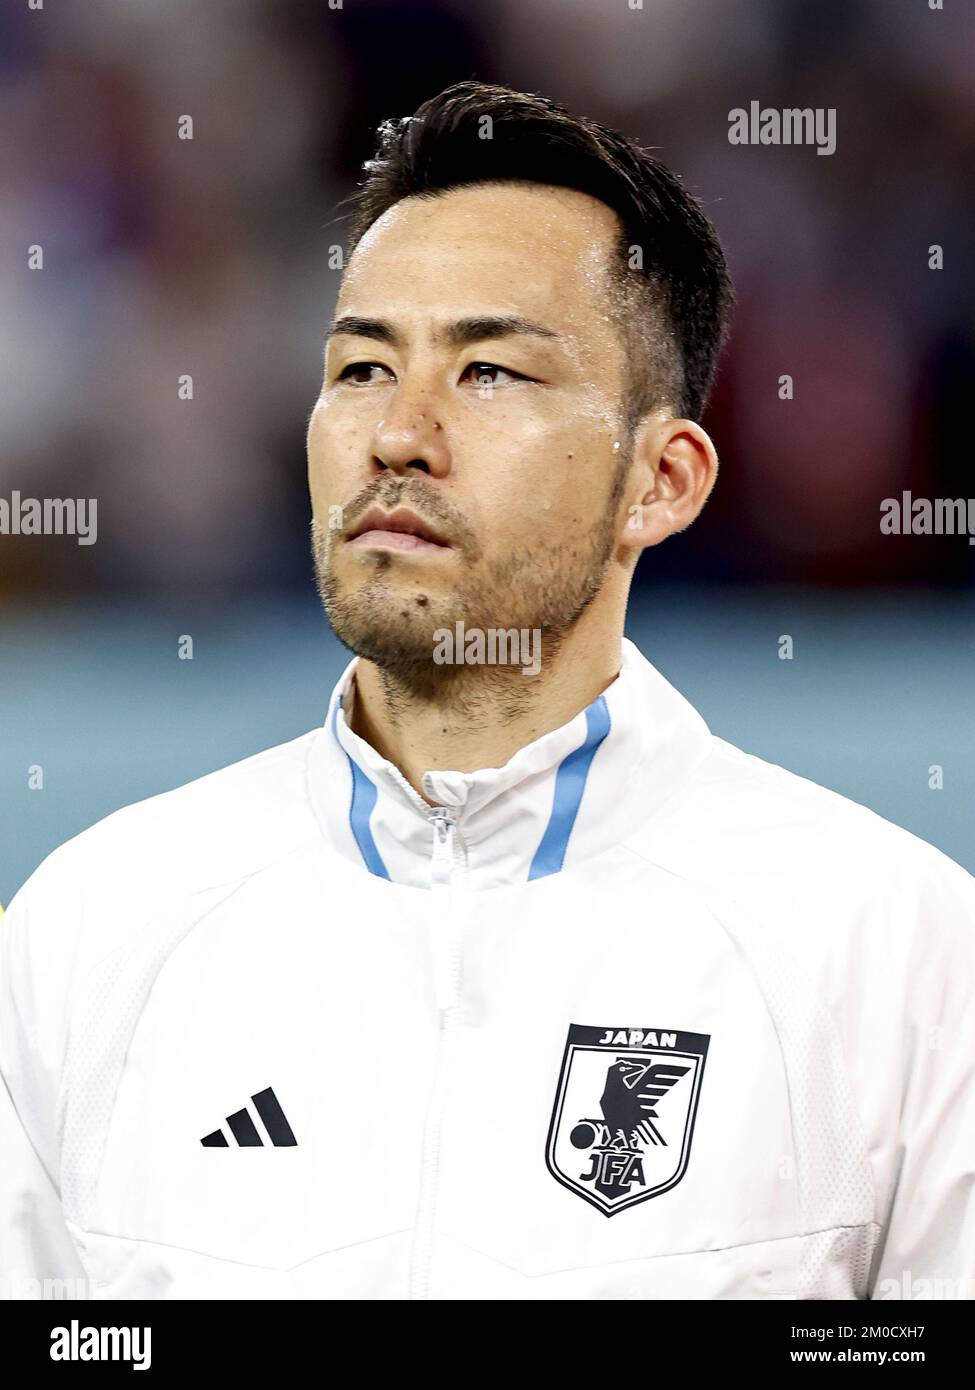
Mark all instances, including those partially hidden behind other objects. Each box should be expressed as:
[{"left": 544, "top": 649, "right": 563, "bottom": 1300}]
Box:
[
  {"left": 331, "top": 701, "right": 390, "bottom": 880},
  {"left": 527, "top": 695, "right": 612, "bottom": 880}
]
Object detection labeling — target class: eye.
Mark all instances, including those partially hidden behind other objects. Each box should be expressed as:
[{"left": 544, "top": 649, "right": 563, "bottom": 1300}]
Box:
[
  {"left": 337, "top": 362, "right": 395, "bottom": 386},
  {"left": 460, "top": 361, "right": 526, "bottom": 387}
]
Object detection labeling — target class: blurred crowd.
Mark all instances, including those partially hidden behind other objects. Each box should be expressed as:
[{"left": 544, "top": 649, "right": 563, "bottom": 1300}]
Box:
[{"left": 1, "top": 0, "right": 973, "bottom": 598}]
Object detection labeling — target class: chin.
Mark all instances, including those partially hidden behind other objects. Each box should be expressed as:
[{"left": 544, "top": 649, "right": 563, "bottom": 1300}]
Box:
[
  {"left": 322, "top": 580, "right": 455, "bottom": 665},
  {"left": 336, "top": 621, "right": 470, "bottom": 697}
]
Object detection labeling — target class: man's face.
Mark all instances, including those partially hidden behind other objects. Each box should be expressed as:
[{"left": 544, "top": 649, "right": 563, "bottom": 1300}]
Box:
[{"left": 307, "top": 181, "right": 633, "bottom": 684}]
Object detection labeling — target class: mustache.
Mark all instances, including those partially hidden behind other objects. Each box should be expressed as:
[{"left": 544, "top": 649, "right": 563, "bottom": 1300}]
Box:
[{"left": 341, "top": 479, "right": 479, "bottom": 556}]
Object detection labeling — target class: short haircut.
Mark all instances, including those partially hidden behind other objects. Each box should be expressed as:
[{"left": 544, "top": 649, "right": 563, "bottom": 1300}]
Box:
[{"left": 341, "top": 81, "right": 734, "bottom": 426}]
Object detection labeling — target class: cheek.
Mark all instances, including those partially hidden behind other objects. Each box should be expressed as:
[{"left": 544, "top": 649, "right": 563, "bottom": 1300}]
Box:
[
  {"left": 307, "top": 399, "right": 363, "bottom": 507},
  {"left": 472, "top": 414, "right": 614, "bottom": 539}
]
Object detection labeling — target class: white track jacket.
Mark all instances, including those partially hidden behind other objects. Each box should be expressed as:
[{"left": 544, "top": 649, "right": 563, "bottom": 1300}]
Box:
[{"left": 2, "top": 638, "right": 974, "bottom": 1300}]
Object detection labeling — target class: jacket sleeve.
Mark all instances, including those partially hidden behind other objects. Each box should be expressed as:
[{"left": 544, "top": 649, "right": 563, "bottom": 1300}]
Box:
[
  {"left": 866, "top": 855, "right": 975, "bottom": 1299},
  {"left": 0, "top": 868, "right": 92, "bottom": 1298}
]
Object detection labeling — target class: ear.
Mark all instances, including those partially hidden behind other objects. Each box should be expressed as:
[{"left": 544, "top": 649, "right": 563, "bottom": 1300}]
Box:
[{"left": 619, "top": 414, "right": 719, "bottom": 556}]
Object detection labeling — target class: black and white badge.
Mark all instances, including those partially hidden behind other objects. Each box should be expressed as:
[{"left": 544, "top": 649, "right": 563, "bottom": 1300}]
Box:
[{"left": 546, "top": 1024, "right": 710, "bottom": 1216}]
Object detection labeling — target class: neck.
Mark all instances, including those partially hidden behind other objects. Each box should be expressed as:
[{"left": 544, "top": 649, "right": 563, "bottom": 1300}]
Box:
[{"left": 348, "top": 600, "right": 626, "bottom": 803}]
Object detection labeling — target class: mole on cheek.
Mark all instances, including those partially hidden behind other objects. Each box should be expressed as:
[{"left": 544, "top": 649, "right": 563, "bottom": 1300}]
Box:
[{"left": 415, "top": 594, "right": 428, "bottom": 606}]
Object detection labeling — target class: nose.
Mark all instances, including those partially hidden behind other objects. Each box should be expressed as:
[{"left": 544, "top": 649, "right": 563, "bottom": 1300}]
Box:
[{"left": 370, "top": 384, "right": 451, "bottom": 479}]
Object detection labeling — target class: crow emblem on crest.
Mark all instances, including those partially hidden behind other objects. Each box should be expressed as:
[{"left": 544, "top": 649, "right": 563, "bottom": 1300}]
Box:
[{"left": 595, "top": 1057, "right": 691, "bottom": 1150}]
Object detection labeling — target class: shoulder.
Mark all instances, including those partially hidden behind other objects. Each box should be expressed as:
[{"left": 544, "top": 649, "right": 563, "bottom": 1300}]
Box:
[
  {"left": 700, "top": 735, "right": 970, "bottom": 885},
  {"left": 1, "top": 727, "right": 327, "bottom": 999},
  {"left": 632, "top": 733, "right": 975, "bottom": 962},
  {"left": 622, "top": 738, "right": 975, "bottom": 1120}
]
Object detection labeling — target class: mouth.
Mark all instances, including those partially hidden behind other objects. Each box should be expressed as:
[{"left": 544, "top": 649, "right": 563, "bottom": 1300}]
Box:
[{"left": 345, "top": 505, "right": 452, "bottom": 553}]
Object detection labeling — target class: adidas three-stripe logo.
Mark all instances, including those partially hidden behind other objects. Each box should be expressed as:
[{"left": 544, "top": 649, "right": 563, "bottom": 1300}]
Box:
[{"left": 201, "top": 1086, "right": 297, "bottom": 1147}]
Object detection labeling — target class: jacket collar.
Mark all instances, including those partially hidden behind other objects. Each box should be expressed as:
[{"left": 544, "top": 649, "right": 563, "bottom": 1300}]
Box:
[{"left": 308, "top": 637, "right": 712, "bottom": 890}]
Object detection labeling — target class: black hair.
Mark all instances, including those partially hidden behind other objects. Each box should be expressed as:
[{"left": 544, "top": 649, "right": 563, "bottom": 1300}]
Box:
[{"left": 340, "top": 81, "right": 734, "bottom": 425}]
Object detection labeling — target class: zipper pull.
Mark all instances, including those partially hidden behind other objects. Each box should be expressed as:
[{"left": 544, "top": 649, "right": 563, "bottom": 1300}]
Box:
[{"left": 429, "top": 807, "right": 455, "bottom": 888}]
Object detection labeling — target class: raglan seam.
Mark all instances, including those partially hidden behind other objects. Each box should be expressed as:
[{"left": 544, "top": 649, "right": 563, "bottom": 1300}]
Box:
[
  {"left": 613, "top": 840, "right": 881, "bottom": 1230},
  {"left": 56, "top": 842, "right": 327, "bottom": 1230}
]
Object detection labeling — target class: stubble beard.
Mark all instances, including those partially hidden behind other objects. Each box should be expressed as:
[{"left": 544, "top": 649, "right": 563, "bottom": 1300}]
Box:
[{"left": 311, "top": 459, "right": 628, "bottom": 715}]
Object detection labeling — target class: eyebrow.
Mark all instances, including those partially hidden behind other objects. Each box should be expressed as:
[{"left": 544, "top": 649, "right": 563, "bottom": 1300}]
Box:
[{"left": 327, "top": 314, "right": 561, "bottom": 349}]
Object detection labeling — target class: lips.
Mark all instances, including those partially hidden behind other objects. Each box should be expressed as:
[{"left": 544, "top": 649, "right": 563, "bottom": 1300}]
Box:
[{"left": 346, "top": 505, "right": 451, "bottom": 552}]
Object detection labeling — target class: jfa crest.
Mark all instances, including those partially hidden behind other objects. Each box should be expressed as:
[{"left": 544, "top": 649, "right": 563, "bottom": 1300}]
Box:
[{"left": 546, "top": 1024, "right": 710, "bottom": 1216}]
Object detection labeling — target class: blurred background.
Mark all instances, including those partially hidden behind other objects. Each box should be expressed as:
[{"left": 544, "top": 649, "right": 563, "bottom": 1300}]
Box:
[{"left": 2, "top": 0, "right": 973, "bottom": 901}]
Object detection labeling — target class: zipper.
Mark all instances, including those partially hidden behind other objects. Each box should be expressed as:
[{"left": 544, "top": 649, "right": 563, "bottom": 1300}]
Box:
[
  {"left": 429, "top": 806, "right": 455, "bottom": 888},
  {"left": 408, "top": 805, "right": 463, "bottom": 1299}
]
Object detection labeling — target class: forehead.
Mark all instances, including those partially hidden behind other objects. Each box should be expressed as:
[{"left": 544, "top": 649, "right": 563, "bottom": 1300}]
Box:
[{"left": 338, "top": 182, "right": 624, "bottom": 336}]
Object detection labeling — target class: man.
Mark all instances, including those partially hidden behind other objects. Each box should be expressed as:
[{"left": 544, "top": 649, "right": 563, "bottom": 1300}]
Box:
[{"left": 1, "top": 82, "right": 973, "bottom": 1302}]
